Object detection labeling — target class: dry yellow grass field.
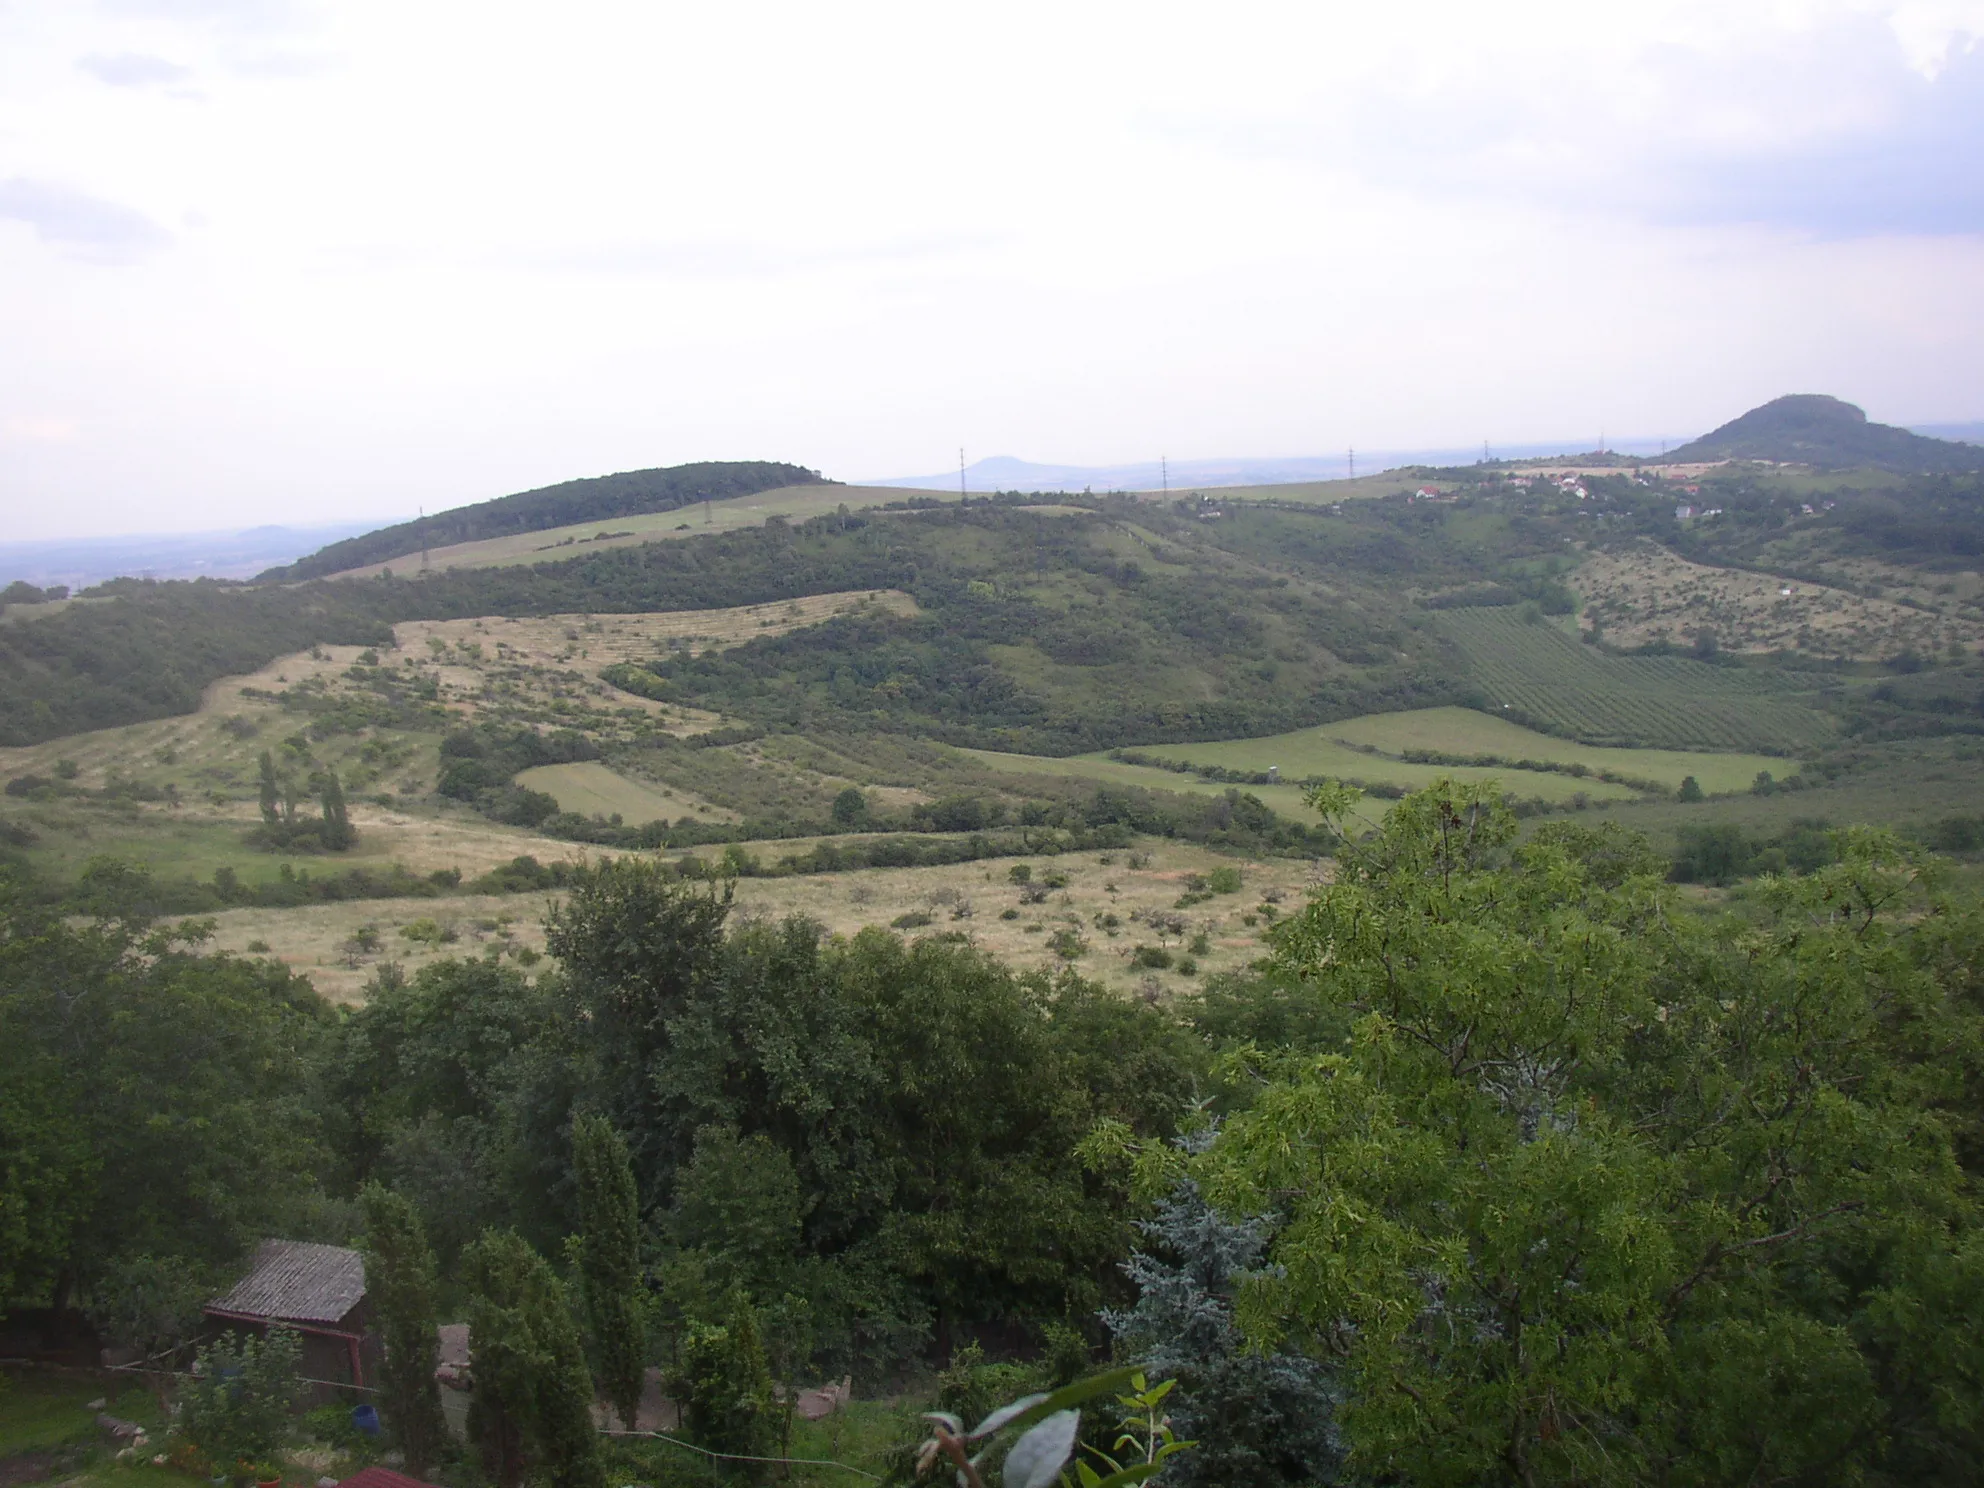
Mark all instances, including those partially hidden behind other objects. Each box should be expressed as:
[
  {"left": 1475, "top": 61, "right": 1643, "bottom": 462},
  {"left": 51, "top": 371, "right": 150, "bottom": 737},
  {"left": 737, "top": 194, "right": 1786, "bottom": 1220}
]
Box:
[
  {"left": 317, "top": 486, "right": 956, "bottom": 580},
  {"left": 188, "top": 837, "right": 1320, "bottom": 1004},
  {"left": 0, "top": 591, "right": 913, "bottom": 794},
  {"left": 1574, "top": 544, "right": 1984, "bottom": 658}
]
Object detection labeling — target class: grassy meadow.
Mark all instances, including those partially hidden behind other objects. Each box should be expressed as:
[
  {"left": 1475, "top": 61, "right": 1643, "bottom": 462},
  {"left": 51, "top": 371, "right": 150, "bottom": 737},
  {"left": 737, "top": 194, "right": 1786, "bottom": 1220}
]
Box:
[
  {"left": 318, "top": 486, "right": 957, "bottom": 580},
  {"left": 515, "top": 760, "right": 737, "bottom": 825},
  {"left": 189, "top": 835, "right": 1316, "bottom": 1004},
  {"left": 959, "top": 746, "right": 1340, "bottom": 821},
  {"left": 1323, "top": 706, "right": 1787, "bottom": 792}
]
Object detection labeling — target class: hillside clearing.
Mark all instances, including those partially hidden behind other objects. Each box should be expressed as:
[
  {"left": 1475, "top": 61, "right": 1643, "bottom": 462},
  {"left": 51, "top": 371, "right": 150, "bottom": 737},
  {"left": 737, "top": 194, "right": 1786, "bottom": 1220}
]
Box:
[
  {"left": 317, "top": 486, "right": 957, "bottom": 579},
  {"left": 183, "top": 836, "right": 1320, "bottom": 1004},
  {"left": 959, "top": 747, "right": 1339, "bottom": 822},
  {"left": 1119, "top": 732, "right": 1644, "bottom": 803},
  {"left": 1575, "top": 543, "right": 1984, "bottom": 658},
  {"left": 1323, "top": 705, "right": 1788, "bottom": 792},
  {"left": 517, "top": 760, "right": 737, "bottom": 824}
]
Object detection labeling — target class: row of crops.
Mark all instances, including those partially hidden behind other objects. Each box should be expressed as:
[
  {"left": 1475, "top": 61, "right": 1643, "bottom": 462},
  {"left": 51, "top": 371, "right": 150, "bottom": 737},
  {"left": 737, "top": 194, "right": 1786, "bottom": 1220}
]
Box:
[{"left": 1438, "top": 609, "right": 1837, "bottom": 753}]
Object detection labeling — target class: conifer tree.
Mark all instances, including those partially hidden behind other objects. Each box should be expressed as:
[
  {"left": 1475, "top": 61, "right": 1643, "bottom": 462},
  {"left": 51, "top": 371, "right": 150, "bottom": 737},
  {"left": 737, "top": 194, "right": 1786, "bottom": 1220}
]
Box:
[
  {"left": 257, "top": 751, "right": 280, "bottom": 826},
  {"left": 359, "top": 1184, "right": 449, "bottom": 1476},
  {"left": 320, "top": 772, "right": 354, "bottom": 850},
  {"left": 464, "top": 1230, "right": 603, "bottom": 1488},
  {"left": 572, "top": 1113, "right": 646, "bottom": 1430}
]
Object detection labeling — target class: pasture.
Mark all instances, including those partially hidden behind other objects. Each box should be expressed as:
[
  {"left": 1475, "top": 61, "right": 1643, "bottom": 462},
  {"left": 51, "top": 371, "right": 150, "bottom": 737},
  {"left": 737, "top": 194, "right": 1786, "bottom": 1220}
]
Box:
[
  {"left": 184, "top": 836, "right": 1321, "bottom": 1004},
  {"left": 316, "top": 485, "right": 957, "bottom": 580},
  {"left": 1438, "top": 607, "right": 1837, "bottom": 752},
  {"left": 516, "top": 759, "right": 736, "bottom": 824},
  {"left": 959, "top": 747, "right": 1339, "bottom": 822},
  {"left": 1118, "top": 732, "right": 1645, "bottom": 804},
  {"left": 1324, "top": 706, "right": 1788, "bottom": 793}
]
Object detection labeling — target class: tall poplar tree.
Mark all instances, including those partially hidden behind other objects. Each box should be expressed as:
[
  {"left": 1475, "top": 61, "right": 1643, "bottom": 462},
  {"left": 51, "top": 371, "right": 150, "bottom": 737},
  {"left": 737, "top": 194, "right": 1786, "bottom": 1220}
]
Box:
[
  {"left": 572, "top": 1114, "right": 646, "bottom": 1430},
  {"left": 464, "top": 1230, "right": 603, "bottom": 1488},
  {"left": 359, "top": 1184, "right": 449, "bottom": 1476},
  {"left": 320, "top": 772, "right": 354, "bottom": 850},
  {"left": 256, "top": 751, "right": 280, "bottom": 827}
]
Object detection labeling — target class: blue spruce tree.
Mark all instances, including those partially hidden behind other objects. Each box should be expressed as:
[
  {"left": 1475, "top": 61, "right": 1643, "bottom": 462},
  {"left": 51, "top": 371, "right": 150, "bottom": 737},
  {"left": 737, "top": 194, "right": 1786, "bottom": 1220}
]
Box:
[{"left": 1104, "top": 1163, "right": 1344, "bottom": 1487}]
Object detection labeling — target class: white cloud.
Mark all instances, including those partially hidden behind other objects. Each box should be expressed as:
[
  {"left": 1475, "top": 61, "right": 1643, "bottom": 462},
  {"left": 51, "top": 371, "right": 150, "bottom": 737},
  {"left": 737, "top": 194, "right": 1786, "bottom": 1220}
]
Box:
[
  {"left": 76, "top": 51, "right": 190, "bottom": 87},
  {"left": 0, "top": 178, "right": 170, "bottom": 259},
  {"left": 0, "top": 0, "right": 1978, "bottom": 537}
]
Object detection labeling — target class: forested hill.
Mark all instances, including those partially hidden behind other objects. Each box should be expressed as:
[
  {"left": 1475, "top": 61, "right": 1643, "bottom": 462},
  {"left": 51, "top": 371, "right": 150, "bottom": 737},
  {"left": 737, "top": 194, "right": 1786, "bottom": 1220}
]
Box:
[
  {"left": 1664, "top": 394, "right": 1982, "bottom": 473},
  {"left": 263, "top": 460, "right": 829, "bottom": 581}
]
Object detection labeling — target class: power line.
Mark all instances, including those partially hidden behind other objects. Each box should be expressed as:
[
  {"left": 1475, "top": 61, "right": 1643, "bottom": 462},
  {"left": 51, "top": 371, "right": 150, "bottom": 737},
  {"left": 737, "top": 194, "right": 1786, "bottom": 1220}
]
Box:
[{"left": 959, "top": 447, "right": 967, "bottom": 499}]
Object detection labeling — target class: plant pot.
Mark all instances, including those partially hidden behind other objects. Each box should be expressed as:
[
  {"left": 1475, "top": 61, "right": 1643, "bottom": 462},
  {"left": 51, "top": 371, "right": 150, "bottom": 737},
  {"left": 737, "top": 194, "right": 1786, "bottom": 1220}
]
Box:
[{"left": 257, "top": 1478, "right": 282, "bottom": 1488}]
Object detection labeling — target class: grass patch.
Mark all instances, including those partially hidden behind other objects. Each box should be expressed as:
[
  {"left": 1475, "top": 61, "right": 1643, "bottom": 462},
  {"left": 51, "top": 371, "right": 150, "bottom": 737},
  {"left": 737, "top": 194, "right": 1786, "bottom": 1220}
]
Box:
[
  {"left": 1322, "top": 706, "right": 1788, "bottom": 793},
  {"left": 319, "top": 487, "right": 960, "bottom": 579},
  {"left": 958, "top": 748, "right": 1333, "bottom": 822},
  {"left": 515, "top": 761, "right": 726, "bottom": 826},
  {"left": 1116, "top": 734, "right": 1643, "bottom": 805},
  {"left": 0, "top": 1368, "right": 158, "bottom": 1456}
]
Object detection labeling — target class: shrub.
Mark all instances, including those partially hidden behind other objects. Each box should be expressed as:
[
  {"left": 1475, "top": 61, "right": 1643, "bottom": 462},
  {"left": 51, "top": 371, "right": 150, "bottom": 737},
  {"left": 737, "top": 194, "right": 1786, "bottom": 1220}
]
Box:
[
  {"left": 1206, "top": 865, "right": 1243, "bottom": 894},
  {"left": 1133, "top": 945, "right": 1174, "bottom": 970},
  {"left": 890, "top": 911, "right": 934, "bottom": 930},
  {"left": 400, "top": 918, "right": 458, "bottom": 945},
  {"left": 179, "top": 1327, "right": 303, "bottom": 1478},
  {"left": 672, "top": 1297, "right": 776, "bottom": 1463}
]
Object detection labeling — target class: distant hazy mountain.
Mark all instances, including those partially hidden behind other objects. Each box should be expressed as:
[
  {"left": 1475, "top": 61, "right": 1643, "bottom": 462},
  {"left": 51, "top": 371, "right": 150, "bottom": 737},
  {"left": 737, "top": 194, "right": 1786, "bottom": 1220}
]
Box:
[
  {"left": 0, "top": 521, "right": 391, "bottom": 592},
  {"left": 868, "top": 439, "right": 1679, "bottom": 494},
  {"left": 262, "top": 460, "right": 825, "bottom": 581},
  {"left": 1909, "top": 421, "right": 1984, "bottom": 446},
  {"left": 1663, "top": 395, "right": 1982, "bottom": 472}
]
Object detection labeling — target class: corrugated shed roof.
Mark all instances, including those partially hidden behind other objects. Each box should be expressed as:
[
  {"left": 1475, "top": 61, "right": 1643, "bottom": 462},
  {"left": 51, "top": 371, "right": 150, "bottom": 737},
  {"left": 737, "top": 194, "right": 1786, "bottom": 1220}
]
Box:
[{"left": 208, "top": 1239, "right": 366, "bottom": 1325}]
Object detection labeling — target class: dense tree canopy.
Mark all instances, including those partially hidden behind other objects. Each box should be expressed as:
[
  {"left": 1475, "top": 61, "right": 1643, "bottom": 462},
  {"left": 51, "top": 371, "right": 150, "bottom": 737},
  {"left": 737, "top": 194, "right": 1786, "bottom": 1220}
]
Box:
[{"left": 1171, "top": 785, "right": 1984, "bottom": 1485}]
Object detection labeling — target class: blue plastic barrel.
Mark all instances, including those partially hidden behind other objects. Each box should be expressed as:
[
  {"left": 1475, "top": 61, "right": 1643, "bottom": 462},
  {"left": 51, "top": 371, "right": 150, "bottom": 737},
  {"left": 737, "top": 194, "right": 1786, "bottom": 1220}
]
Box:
[{"left": 352, "top": 1404, "right": 382, "bottom": 1437}]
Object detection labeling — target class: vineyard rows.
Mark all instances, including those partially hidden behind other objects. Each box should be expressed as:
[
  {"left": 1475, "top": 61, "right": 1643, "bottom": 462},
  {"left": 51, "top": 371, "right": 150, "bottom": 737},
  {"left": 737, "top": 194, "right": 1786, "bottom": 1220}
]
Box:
[{"left": 1440, "top": 609, "right": 1836, "bottom": 753}]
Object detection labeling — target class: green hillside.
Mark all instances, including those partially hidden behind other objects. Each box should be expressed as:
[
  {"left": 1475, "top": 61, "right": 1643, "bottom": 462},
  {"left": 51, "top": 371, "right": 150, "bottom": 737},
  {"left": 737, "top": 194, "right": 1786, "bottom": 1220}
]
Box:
[
  {"left": 1664, "top": 394, "right": 1981, "bottom": 473},
  {"left": 264, "top": 459, "right": 827, "bottom": 581}
]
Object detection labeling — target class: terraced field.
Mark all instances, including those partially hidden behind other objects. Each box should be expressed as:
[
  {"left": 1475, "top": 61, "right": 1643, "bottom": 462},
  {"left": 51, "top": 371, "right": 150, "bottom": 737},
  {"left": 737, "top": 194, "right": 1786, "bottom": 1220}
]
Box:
[{"left": 1438, "top": 608, "right": 1836, "bottom": 753}]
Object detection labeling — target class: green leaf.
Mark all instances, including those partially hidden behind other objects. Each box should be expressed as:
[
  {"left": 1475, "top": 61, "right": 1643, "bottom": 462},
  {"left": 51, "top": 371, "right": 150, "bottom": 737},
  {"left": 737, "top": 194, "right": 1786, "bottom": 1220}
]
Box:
[
  {"left": 969, "top": 1393, "right": 1048, "bottom": 1439},
  {"left": 1004, "top": 1411, "right": 1080, "bottom": 1488},
  {"left": 974, "top": 1367, "right": 1141, "bottom": 1441}
]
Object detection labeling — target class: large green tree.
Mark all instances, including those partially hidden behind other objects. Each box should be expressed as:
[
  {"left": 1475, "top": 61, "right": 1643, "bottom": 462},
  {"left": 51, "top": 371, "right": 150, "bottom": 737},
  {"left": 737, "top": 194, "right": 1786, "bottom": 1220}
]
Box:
[
  {"left": 1185, "top": 782, "right": 1984, "bottom": 1486},
  {"left": 0, "top": 871, "right": 327, "bottom": 1307}
]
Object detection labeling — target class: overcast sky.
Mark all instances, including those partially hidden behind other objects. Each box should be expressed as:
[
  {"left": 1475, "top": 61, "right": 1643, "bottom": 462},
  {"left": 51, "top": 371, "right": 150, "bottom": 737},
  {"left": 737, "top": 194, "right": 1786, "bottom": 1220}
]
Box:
[{"left": 2, "top": 0, "right": 1982, "bottom": 538}]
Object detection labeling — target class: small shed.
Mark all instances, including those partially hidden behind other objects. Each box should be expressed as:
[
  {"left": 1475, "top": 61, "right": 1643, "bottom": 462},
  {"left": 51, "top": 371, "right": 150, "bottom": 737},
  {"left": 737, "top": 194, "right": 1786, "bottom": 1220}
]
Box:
[{"left": 207, "top": 1240, "right": 372, "bottom": 1398}]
